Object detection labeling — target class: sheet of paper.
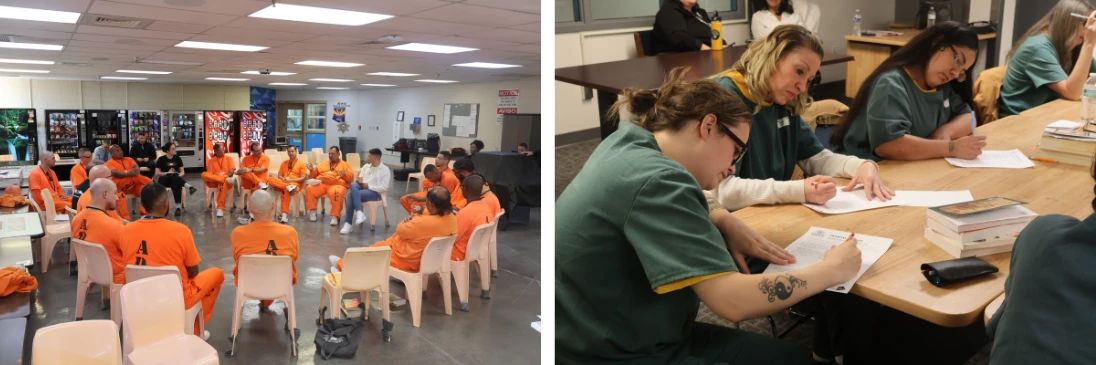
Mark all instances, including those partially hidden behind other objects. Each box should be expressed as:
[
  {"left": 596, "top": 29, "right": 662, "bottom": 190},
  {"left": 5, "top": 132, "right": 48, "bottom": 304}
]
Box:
[
  {"left": 53, "top": 215, "right": 69, "bottom": 222},
  {"left": 0, "top": 169, "right": 19, "bottom": 178},
  {"left": 531, "top": 321, "right": 541, "bottom": 333},
  {"left": 803, "top": 189, "right": 973, "bottom": 214},
  {"left": 944, "top": 149, "right": 1035, "bottom": 169},
  {"left": 762, "top": 227, "right": 893, "bottom": 294},
  {"left": 1046, "top": 120, "right": 1082, "bottom": 129}
]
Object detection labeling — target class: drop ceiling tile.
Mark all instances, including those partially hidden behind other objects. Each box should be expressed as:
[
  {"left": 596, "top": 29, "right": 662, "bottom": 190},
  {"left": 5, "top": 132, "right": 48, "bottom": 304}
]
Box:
[
  {"left": 410, "top": 3, "right": 540, "bottom": 28},
  {"left": 499, "top": 43, "right": 539, "bottom": 54},
  {"left": 104, "top": 0, "right": 268, "bottom": 16},
  {"left": 268, "top": 0, "right": 450, "bottom": 16},
  {"left": 507, "top": 21, "right": 539, "bottom": 32},
  {"left": 200, "top": 26, "right": 317, "bottom": 42},
  {"left": 71, "top": 33, "right": 180, "bottom": 46},
  {"left": 144, "top": 20, "right": 214, "bottom": 34},
  {"left": 88, "top": 1, "right": 237, "bottom": 26},
  {"left": 66, "top": 39, "right": 172, "bottom": 51},
  {"left": 369, "top": 17, "right": 493, "bottom": 37},
  {"left": 467, "top": 29, "right": 539, "bottom": 44},
  {"left": 0, "top": 18, "right": 78, "bottom": 33},
  {"left": 0, "top": 26, "right": 74, "bottom": 41},
  {"left": 76, "top": 25, "right": 194, "bottom": 40},
  {"left": 64, "top": 45, "right": 155, "bottom": 57},
  {"left": 462, "top": 0, "right": 539, "bottom": 14}
]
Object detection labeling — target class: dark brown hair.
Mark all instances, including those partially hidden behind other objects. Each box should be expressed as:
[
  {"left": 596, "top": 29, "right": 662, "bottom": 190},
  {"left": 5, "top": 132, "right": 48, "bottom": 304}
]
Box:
[{"left": 608, "top": 67, "right": 751, "bottom": 133}]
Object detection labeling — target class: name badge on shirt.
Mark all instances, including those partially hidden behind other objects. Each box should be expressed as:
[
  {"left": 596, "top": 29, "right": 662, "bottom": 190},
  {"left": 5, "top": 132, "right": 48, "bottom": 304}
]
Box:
[
  {"left": 943, "top": 99, "right": 950, "bottom": 108},
  {"left": 777, "top": 116, "right": 791, "bottom": 129}
]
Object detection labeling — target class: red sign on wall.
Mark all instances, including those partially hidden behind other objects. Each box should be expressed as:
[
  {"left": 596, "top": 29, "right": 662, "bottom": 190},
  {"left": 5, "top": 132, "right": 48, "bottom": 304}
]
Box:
[
  {"left": 498, "top": 89, "right": 520, "bottom": 96},
  {"left": 497, "top": 108, "right": 519, "bottom": 114}
]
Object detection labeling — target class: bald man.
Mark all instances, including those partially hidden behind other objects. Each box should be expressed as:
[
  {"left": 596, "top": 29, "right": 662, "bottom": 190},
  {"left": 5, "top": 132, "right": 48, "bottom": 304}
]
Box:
[
  {"left": 28, "top": 151, "right": 72, "bottom": 213},
  {"left": 230, "top": 190, "right": 299, "bottom": 310},
  {"left": 123, "top": 183, "right": 224, "bottom": 339},
  {"left": 105, "top": 144, "right": 152, "bottom": 209},
  {"left": 332, "top": 186, "right": 457, "bottom": 272},
  {"left": 71, "top": 179, "right": 127, "bottom": 288},
  {"left": 305, "top": 146, "right": 354, "bottom": 226},
  {"left": 77, "top": 165, "right": 130, "bottom": 222},
  {"left": 400, "top": 164, "right": 459, "bottom": 215}
]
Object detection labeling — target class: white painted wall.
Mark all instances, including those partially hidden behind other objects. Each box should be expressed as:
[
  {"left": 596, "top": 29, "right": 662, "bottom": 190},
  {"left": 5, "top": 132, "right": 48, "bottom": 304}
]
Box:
[
  {"left": 0, "top": 77, "right": 248, "bottom": 156},
  {"left": 1000, "top": 0, "right": 1016, "bottom": 63},
  {"left": 279, "top": 78, "right": 541, "bottom": 167}
]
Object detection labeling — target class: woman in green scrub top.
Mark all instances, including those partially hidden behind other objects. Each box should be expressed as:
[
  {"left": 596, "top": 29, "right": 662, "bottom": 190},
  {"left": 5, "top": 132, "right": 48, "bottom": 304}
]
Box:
[
  {"left": 997, "top": 0, "right": 1096, "bottom": 118},
  {"left": 831, "top": 22, "right": 986, "bottom": 161},
  {"left": 555, "top": 68, "right": 863, "bottom": 365}
]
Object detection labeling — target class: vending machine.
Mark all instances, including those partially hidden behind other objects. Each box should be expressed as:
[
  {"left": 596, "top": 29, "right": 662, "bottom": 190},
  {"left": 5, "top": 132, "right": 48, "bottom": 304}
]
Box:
[
  {"left": 0, "top": 108, "right": 37, "bottom": 163},
  {"left": 45, "top": 109, "right": 85, "bottom": 159},
  {"left": 128, "top": 110, "right": 162, "bottom": 150},
  {"left": 166, "top": 111, "right": 203, "bottom": 170},
  {"left": 84, "top": 110, "right": 127, "bottom": 154},
  {"left": 204, "top": 111, "right": 236, "bottom": 161},
  {"left": 239, "top": 111, "right": 266, "bottom": 152}
]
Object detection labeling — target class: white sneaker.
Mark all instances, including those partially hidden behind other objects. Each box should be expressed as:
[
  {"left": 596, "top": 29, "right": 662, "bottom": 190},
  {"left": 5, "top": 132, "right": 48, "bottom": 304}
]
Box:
[
  {"left": 340, "top": 222, "right": 352, "bottom": 235},
  {"left": 280, "top": 213, "right": 288, "bottom": 223},
  {"left": 258, "top": 182, "right": 269, "bottom": 190},
  {"left": 202, "top": 330, "right": 210, "bottom": 341},
  {"left": 328, "top": 255, "right": 340, "bottom": 267},
  {"left": 216, "top": 209, "right": 224, "bottom": 217},
  {"left": 309, "top": 210, "right": 317, "bottom": 222},
  {"left": 353, "top": 211, "right": 366, "bottom": 225},
  {"left": 286, "top": 185, "right": 298, "bottom": 195},
  {"left": 225, "top": 177, "right": 235, "bottom": 185},
  {"left": 237, "top": 215, "right": 250, "bottom": 225},
  {"left": 330, "top": 217, "right": 338, "bottom": 226}
]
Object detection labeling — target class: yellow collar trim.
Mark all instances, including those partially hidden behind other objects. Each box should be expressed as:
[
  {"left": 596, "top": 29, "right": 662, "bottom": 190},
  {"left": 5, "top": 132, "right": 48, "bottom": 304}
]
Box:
[
  {"left": 726, "top": 71, "right": 773, "bottom": 107},
  {"left": 903, "top": 66, "right": 937, "bottom": 93}
]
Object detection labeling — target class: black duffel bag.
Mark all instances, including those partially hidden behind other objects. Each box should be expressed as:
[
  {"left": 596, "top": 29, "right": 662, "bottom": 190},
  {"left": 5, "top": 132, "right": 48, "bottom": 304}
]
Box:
[{"left": 314, "top": 318, "right": 365, "bottom": 360}]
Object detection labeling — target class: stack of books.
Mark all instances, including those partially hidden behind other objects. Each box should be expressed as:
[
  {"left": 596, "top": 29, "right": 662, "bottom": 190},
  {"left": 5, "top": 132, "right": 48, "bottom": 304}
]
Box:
[
  {"left": 925, "top": 204, "right": 1038, "bottom": 258},
  {"left": 1032, "top": 120, "right": 1096, "bottom": 166}
]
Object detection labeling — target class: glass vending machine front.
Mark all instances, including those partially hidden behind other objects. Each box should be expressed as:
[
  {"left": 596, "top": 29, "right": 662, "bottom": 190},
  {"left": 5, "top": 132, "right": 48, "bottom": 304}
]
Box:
[
  {"left": 128, "top": 110, "right": 162, "bottom": 150},
  {"left": 84, "top": 110, "right": 127, "bottom": 154},
  {"left": 167, "top": 111, "right": 203, "bottom": 169},
  {"left": 46, "top": 110, "right": 84, "bottom": 159}
]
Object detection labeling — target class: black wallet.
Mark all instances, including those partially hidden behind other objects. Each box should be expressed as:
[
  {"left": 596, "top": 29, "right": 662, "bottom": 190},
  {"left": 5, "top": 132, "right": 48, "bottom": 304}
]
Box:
[{"left": 920, "top": 257, "right": 999, "bottom": 287}]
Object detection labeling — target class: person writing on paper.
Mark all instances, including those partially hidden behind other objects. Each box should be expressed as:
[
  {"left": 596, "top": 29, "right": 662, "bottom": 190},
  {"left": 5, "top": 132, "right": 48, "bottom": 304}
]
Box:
[
  {"left": 652, "top": 0, "right": 725, "bottom": 54},
  {"left": 751, "top": 0, "right": 820, "bottom": 39},
  {"left": 831, "top": 22, "right": 987, "bottom": 161},
  {"left": 985, "top": 150, "right": 1096, "bottom": 364},
  {"left": 998, "top": 0, "right": 1096, "bottom": 118},
  {"left": 556, "top": 68, "right": 863, "bottom": 365}
]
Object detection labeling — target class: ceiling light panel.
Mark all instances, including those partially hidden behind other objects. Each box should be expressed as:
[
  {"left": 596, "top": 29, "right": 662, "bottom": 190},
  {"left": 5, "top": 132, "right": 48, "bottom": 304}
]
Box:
[
  {"left": 361, "top": 84, "right": 395, "bottom": 87},
  {"left": 0, "top": 5, "right": 81, "bottom": 24},
  {"left": 453, "top": 62, "right": 522, "bottom": 69},
  {"left": 308, "top": 78, "right": 353, "bottom": 82},
  {"left": 367, "top": 72, "right": 418, "bottom": 77},
  {"left": 316, "top": 87, "right": 348, "bottom": 90},
  {"left": 0, "top": 58, "right": 55, "bottom": 65},
  {"left": 0, "top": 42, "right": 63, "bottom": 51},
  {"left": 415, "top": 79, "right": 457, "bottom": 83},
  {"left": 386, "top": 43, "right": 478, "bottom": 54},
  {"left": 175, "top": 41, "right": 268, "bottom": 52},
  {"left": 295, "top": 60, "right": 364, "bottom": 67},
  {"left": 249, "top": 4, "right": 393, "bottom": 26},
  {"left": 117, "top": 70, "right": 172, "bottom": 75},
  {"left": 242, "top": 71, "right": 296, "bottom": 76},
  {"left": 0, "top": 68, "right": 49, "bottom": 74}
]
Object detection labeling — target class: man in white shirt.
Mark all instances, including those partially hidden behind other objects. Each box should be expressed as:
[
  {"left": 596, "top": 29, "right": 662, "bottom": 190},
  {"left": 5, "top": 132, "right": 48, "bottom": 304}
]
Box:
[{"left": 341, "top": 148, "right": 391, "bottom": 234}]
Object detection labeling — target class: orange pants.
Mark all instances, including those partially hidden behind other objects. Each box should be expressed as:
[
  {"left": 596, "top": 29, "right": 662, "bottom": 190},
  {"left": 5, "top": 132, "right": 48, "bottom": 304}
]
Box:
[
  {"left": 266, "top": 178, "right": 300, "bottom": 214},
  {"left": 306, "top": 184, "right": 347, "bottom": 219},
  {"left": 335, "top": 241, "right": 414, "bottom": 272},
  {"left": 400, "top": 192, "right": 427, "bottom": 215},
  {"left": 114, "top": 175, "right": 152, "bottom": 196},
  {"left": 201, "top": 173, "right": 234, "bottom": 210},
  {"left": 184, "top": 268, "right": 225, "bottom": 335},
  {"left": 42, "top": 195, "right": 71, "bottom": 213},
  {"left": 239, "top": 171, "right": 268, "bottom": 192}
]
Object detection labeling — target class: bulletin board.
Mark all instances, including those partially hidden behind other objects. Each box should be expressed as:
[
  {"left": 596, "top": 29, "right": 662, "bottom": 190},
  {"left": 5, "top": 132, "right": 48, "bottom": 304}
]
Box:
[{"left": 442, "top": 103, "right": 479, "bottom": 138}]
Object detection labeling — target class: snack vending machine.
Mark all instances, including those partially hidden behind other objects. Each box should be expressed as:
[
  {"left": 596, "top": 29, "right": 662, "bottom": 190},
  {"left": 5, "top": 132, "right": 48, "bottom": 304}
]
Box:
[
  {"left": 239, "top": 111, "right": 266, "bottom": 152},
  {"left": 166, "top": 111, "right": 203, "bottom": 169},
  {"left": 204, "top": 111, "right": 236, "bottom": 161},
  {"left": 128, "top": 110, "right": 162, "bottom": 150},
  {"left": 84, "top": 110, "right": 127, "bottom": 154},
  {"left": 0, "top": 108, "right": 37, "bottom": 163},
  {"left": 46, "top": 110, "right": 85, "bottom": 159}
]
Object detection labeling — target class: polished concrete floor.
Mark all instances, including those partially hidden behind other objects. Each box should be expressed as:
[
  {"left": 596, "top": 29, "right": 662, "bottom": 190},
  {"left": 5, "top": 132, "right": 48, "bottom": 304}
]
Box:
[{"left": 21, "top": 176, "right": 541, "bottom": 364}]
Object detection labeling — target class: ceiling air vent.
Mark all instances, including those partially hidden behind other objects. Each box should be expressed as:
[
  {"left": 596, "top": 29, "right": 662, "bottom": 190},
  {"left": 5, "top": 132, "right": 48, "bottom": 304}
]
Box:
[
  {"left": 360, "top": 34, "right": 403, "bottom": 45},
  {"left": 90, "top": 16, "right": 144, "bottom": 29}
]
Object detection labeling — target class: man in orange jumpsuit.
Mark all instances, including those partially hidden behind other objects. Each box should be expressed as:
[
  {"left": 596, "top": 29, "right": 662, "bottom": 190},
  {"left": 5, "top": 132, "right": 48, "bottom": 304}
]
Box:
[
  {"left": 235, "top": 142, "right": 269, "bottom": 224},
  {"left": 105, "top": 145, "right": 150, "bottom": 217},
  {"left": 202, "top": 144, "right": 237, "bottom": 217},
  {"left": 452, "top": 159, "right": 501, "bottom": 216},
  {"left": 28, "top": 151, "right": 71, "bottom": 213},
  {"left": 266, "top": 145, "right": 308, "bottom": 223},
  {"left": 70, "top": 148, "right": 92, "bottom": 188},
  {"left": 451, "top": 175, "right": 495, "bottom": 307},
  {"left": 122, "top": 183, "right": 224, "bottom": 339},
  {"left": 230, "top": 190, "right": 299, "bottom": 311},
  {"left": 305, "top": 146, "right": 354, "bottom": 226},
  {"left": 332, "top": 186, "right": 457, "bottom": 272},
  {"left": 72, "top": 179, "right": 127, "bottom": 290},
  {"left": 77, "top": 165, "right": 130, "bottom": 222},
  {"left": 400, "top": 164, "right": 459, "bottom": 215}
]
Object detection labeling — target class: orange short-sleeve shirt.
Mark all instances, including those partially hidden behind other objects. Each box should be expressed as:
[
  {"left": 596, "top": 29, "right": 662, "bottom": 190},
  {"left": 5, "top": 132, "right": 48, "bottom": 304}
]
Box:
[
  {"left": 72, "top": 208, "right": 126, "bottom": 284},
  {"left": 77, "top": 189, "right": 129, "bottom": 222},
  {"left": 121, "top": 219, "right": 200, "bottom": 283},
  {"left": 279, "top": 159, "right": 308, "bottom": 181},
  {"left": 230, "top": 222, "right": 300, "bottom": 285},
  {"left": 453, "top": 200, "right": 493, "bottom": 261}
]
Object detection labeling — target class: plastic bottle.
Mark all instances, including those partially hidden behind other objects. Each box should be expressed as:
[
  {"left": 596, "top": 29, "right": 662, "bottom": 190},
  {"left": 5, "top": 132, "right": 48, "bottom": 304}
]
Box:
[
  {"left": 1080, "top": 73, "right": 1096, "bottom": 125},
  {"left": 711, "top": 11, "right": 724, "bottom": 51},
  {"left": 853, "top": 9, "right": 862, "bottom": 36},
  {"left": 927, "top": 6, "right": 936, "bottom": 27}
]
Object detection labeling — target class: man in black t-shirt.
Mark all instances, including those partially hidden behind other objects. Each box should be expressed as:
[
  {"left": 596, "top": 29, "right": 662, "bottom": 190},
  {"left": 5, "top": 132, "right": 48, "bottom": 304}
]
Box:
[{"left": 129, "top": 133, "right": 157, "bottom": 178}]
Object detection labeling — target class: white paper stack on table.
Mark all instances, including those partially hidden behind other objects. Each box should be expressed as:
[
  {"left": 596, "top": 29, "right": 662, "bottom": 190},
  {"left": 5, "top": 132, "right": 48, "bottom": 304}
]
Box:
[
  {"left": 1032, "top": 120, "right": 1096, "bottom": 166},
  {"left": 763, "top": 227, "right": 893, "bottom": 294},
  {"left": 924, "top": 205, "right": 1037, "bottom": 258},
  {"left": 803, "top": 189, "right": 973, "bottom": 215},
  {"left": 944, "top": 149, "right": 1035, "bottom": 169}
]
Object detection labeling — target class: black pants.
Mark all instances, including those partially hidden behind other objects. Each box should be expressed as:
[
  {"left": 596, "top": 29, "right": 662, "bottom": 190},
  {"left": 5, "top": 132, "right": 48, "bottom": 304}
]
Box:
[
  {"left": 158, "top": 174, "right": 186, "bottom": 203},
  {"left": 140, "top": 160, "right": 156, "bottom": 179}
]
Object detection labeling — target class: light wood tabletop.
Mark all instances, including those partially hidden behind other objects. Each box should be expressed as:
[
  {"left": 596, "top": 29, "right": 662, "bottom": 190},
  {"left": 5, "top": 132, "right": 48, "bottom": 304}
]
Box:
[
  {"left": 733, "top": 99, "right": 1091, "bottom": 328},
  {"left": 845, "top": 30, "right": 996, "bottom": 47},
  {"left": 984, "top": 293, "right": 1005, "bottom": 325}
]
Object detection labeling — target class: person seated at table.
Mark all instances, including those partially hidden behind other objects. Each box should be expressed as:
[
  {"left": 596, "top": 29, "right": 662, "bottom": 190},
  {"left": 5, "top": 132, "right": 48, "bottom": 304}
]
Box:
[
  {"left": 453, "top": 159, "right": 501, "bottom": 216},
  {"left": 985, "top": 149, "right": 1096, "bottom": 364},
  {"left": 29, "top": 151, "right": 72, "bottom": 213},
  {"left": 305, "top": 146, "right": 354, "bottom": 226},
  {"left": 831, "top": 22, "right": 988, "bottom": 161},
  {"left": 155, "top": 142, "right": 197, "bottom": 217},
  {"left": 129, "top": 133, "right": 157, "bottom": 179},
  {"left": 230, "top": 190, "right": 299, "bottom": 311},
  {"left": 70, "top": 148, "right": 92, "bottom": 188},
  {"left": 236, "top": 142, "right": 271, "bottom": 224},
  {"left": 267, "top": 145, "right": 308, "bottom": 224},
  {"left": 517, "top": 142, "right": 535, "bottom": 156},
  {"left": 400, "top": 164, "right": 458, "bottom": 215},
  {"left": 556, "top": 67, "right": 862, "bottom": 365},
  {"left": 469, "top": 140, "right": 484, "bottom": 156},
  {"left": 122, "top": 183, "right": 224, "bottom": 339},
  {"left": 341, "top": 148, "right": 391, "bottom": 235},
  {"left": 998, "top": 1, "right": 1096, "bottom": 118},
  {"left": 751, "top": 0, "right": 820, "bottom": 39},
  {"left": 92, "top": 140, "right": 110, "bottom": 164},
  {"left": 0, "top": 185, "right": 27, "bottom": 208},
  {"left": 202, "top": 144, "right": 237, "bottom": 217},
  {"left": 77, "top": 165, "right": 130, "bottom": 222},
  {"left": 652, "top": 0, "right": 724, "bottom": 54},
  {"left": 331, "top": 186, "right": 457, "bottom": 273},
  {"left": 71, "top": 179, "right": 126, "bottom": 288},
  {"left": 105, "top": 145, "right": 152, "bottom": 204}
]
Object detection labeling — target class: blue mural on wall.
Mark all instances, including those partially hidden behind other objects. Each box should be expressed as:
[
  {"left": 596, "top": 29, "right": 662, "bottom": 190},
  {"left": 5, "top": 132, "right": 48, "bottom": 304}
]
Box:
[{"left": 250, "top": 86, "right": 276, "bottom": 145}]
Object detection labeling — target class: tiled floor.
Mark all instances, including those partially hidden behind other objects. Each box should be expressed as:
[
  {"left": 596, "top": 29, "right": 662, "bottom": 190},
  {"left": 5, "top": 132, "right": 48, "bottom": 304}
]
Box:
[{"left": 22, "top": 177, "right": 541, "bottom": 365}]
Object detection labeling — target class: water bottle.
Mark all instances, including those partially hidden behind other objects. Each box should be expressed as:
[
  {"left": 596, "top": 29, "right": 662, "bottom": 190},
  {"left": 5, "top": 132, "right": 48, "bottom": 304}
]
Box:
[
  {"left": 927, "top": 6, "right": 936, "bottom": 27},
  {"left": 711, "top": 11, "right": 724, "bottom": 51},
  {"left": 1081, "top": 73, "right": 1096, "bottom": 125},
  {"left": 853, "top": 9, "right": 862, "bottom": 36}
]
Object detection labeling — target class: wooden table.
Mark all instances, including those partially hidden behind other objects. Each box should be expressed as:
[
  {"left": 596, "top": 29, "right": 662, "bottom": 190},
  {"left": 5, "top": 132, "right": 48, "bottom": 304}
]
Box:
[
  {"left": 984, "top": 294, "right": 1004, "bottom": 325},
  {"left": 733, "top": 99, "right": 1090, "bottom": 328},
  {"left": 844, "top": 30, "right": 997, "bottom": 98},
  {"left": 555, "top": 46, "right": 854, "bottom": 140}
]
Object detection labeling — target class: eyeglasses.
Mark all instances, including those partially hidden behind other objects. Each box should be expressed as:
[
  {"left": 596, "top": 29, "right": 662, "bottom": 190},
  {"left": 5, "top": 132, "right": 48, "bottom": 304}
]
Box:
[
  {"left": 949, "top": 46, "right": 967, "bottom": 82},
  {"left": 79, "top": 155, "right": 91, "bottom": 160},
  {"left": 715, "top": 122, "right": 749, "bottom": 166}
]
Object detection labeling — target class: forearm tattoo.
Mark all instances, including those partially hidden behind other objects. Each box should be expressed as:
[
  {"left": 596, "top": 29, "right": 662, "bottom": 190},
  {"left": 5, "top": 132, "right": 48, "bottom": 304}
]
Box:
[
  {"left": 758, "top": 275, "right": 807, "bottom": 302},
  {"left": 948, "top": 140, "right": 955, "bottom": 154}
]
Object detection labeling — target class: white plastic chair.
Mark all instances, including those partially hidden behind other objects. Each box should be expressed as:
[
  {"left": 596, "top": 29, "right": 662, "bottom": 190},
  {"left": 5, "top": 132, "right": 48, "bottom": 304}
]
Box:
[
  {"left": 229, "top": 255, "right": 298, "bottom": 357},
  {"left": 66, "top": 207, "right": 78, "bottom": 263},
  {"left": 28, "top": 189, "right": 72, "bottom": 273},
  {"left": 490, "top": 209, "right": 505, "bottom": 277},
  {"left": 362, "top": 195, "right": 390, "bottom": 230},
  {"left": 311, "top": 148, "right": 324, "bottom": 164},
  {"left": 406, "top": 157, "right": 435, "bottom": 193},
  {"left": 205, "top": 179, "right": 235, "bottom": 219},
  {"left": 32, "top": 320, "right": 122, "bottom": 365},
  {"left": 264, "top": 148, "right": 277, "bottom": 156},
  {"left": 451, "top": 221, "right": 495, "bottom": 312},
  {"left": 347, "top": 153, "right": 362, "bottom": 176},
  {"left": 73, "top": 239, "right": 122, "bottom": 327},
  {"left": 124, "top": 265, "right": 205, "bottom": 338},
  {"left": 226, "top": 153, "right": 241, "bottom": 211},
  {"left": 319, "top": 247, "right": 393, "bottom": 341},
  {"left": 120, "top": 275, "right": 219, "bottom": 365},
  {"left": 388, "top": 235, "right": 456, "bottom": 328}
]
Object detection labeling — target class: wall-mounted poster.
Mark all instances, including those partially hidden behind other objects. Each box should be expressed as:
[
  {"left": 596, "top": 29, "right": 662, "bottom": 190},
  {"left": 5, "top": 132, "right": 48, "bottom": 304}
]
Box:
[
  {"left": 396, "top": 111, "right": 404, "bottom": 121},
  {"left": 334, "top": 102, "right": 348, "bottom": 133},
  {"left": 240, "top": 111, "right": 266, "bottom": 152},
  {"left": 427, "top": 115, "right": 435, "bottom": 126},
  {"left": 204, "top": 111, "right": 236, "bottom": 161}
]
